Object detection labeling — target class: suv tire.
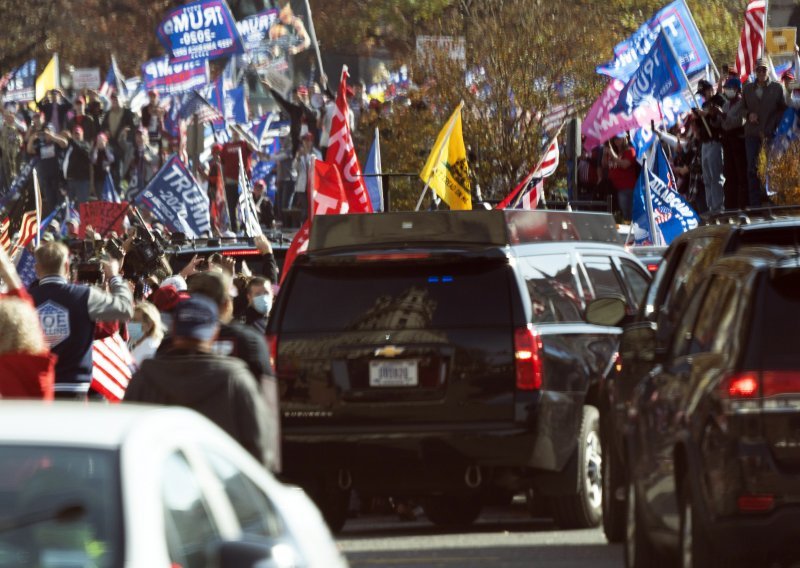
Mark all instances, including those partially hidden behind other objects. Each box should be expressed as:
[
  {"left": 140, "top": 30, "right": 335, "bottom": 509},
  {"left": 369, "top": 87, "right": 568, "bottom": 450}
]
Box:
[
  {"left": 602, "top": 423, "right": 626, "bottom": 542},
  {"left": 551, "top": 406, "right": 603, "bottom": 529},
  {"left": 625, "top": 475, "right": 668, "bottom": 568},
  {"left": 423, "top": 494, "right": 483, "bottom": 528}
]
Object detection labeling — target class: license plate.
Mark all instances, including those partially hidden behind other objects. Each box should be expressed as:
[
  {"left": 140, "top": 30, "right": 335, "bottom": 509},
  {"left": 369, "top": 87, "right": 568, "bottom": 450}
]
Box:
[{"left": 369, "top": 360, "right": 418, "bottom": 387}]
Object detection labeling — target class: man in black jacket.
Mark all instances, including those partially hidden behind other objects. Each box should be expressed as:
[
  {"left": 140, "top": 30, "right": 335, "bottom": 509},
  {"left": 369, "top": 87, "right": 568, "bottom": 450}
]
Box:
[{"left": 124, "top": 294, "right": 273, "bottom": 466}]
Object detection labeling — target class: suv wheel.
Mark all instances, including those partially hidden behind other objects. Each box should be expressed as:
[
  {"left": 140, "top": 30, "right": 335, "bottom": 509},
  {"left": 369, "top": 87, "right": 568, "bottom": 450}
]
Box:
[
  {"left": 551, "top": 406, "right": 603, "bottom": 529},
  {"left": 625, "top": 475, "right": 667, "bottom": 568},
  {"left": 602, "top": 425, "right": 626, "bottom": 542},
  {"left": 423, "top": 494, "right": 483, "bottom": 528},
  {"left": 680, "top": 475, "right": 731, "bottom": 568}
]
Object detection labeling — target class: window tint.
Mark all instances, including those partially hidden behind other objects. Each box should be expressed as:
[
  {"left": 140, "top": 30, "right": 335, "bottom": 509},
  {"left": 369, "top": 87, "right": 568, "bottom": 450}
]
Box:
[
  {"left": 669, "top": 280, "right": 709, "bottom": 360},
  {"left": 281, "top": 261, "right": 512, "bottom": 332},
  {"left": 621, "top": 260, "right": 650, "bottom": 309},
  {"left": 162, "top": 452, "right": 219, "bottom": 568},
  {"left": 0, "top": 447, "right": 122, "bottom": 568},
  {"left": 757, "top": 271, "right": 800, "bottom": 368},
  {"left": 203, "top": 448, "right": 282, "bottom": 539},
  {"left": 689, "top": 277, "right": 738, "bottom": 356},
  {"left": 520, "top": 254, "right": 583, "bottom": 323},
  {"left": 583, "top": 256, "right": 626, "bottom": 298}
]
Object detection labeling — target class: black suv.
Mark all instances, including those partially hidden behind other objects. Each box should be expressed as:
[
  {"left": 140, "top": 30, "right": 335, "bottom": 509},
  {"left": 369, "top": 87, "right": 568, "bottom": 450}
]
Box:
[
  {"left": 624, "top": 248, "right": 800, "bottom": 567},
  {"left": 600, "top": 210, "right": 800, "bottom": 542},
  {"left": 266, "top": 209, "right": 650, "bottom": 531}
]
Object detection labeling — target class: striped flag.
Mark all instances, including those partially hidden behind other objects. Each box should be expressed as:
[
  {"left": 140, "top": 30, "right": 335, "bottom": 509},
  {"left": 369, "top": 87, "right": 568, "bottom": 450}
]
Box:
[
  {"left": 736, "top": 1, "right": 767, "bottom": 85},
  {"left": 91, "top": 333, "right": 133, "bottom": 403},
  {"left": 496, "top": 137, "right": 559, "bottom": 210},
  {"left": 9, "top": 211, "right": 38, "bottom": 258},
  {"left": 516, "top": 178, "right": 544, "bottom": 210},
  {"left": 236, "top": 149, "right": 263, "bottom": 237},
  {"left": 179, "top": 90, "right": 224, "bottom": 123},
  {"left": 0, "top": 218, "right": 10, "bottom": 253}
]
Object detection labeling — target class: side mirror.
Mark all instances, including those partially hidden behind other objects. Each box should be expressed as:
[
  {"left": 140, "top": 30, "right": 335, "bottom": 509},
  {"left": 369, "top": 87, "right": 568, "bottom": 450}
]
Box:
[
  {"left": 585, "top": 296, "right": 627, "bottom": 327},
  {"left": 620, "top": 322, "right": 658, "bottom": 363},
  {"left": 211, "top": 540, "right": 293, "bottom": 568}
]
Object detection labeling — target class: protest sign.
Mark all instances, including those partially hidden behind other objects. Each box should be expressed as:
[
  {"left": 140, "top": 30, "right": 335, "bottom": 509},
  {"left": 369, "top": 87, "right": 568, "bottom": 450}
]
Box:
[
  {"left": 236, "top": 9, "right": 279, "bottom": 51},
  {"left": 597, "top": 0, "right": 711, "bottom": 82},
  {"left": 5, "top": 59, "right": 36, "bottom": 102},
  {"left": 131, "top": 155, "right": 211, "bottom": 238},
  {"left": 157, "top": 0, "right": 244, "bottom": 63},
  {"left": 72, "top": 68, "right": 101, "bottom": 90},
  {"left": 142, "top": 55, "right": 210, "bottom": 96},
  {"left": 78, "top": 201, "right": 129, "bottom": 238}
]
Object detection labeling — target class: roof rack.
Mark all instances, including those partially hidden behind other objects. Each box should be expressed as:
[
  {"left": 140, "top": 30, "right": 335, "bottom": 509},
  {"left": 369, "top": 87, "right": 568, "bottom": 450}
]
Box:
[
  {"left": 308, "top": 210, "right": 620, "bottom": 252},
  {"left": 703, "top": 205, "right": 800, "bottom": 226}
]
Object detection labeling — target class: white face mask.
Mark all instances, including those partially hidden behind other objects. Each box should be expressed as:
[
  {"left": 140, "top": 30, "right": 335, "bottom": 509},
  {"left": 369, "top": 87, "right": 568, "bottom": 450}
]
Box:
[
  {"left": 724, "top": 89, "right": 736, "bottom": 99},
  {"left": 252, "top": 294, "right": 272, "bottom": 315},
  {"left": 128, "top": 322, "right": 145, "bottom": 344}
]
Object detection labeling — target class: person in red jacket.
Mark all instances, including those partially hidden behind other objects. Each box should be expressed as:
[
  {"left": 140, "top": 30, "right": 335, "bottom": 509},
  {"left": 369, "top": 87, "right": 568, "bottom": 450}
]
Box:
[{"left": 0, "top": 247, "right": 56, "bottom": 399}]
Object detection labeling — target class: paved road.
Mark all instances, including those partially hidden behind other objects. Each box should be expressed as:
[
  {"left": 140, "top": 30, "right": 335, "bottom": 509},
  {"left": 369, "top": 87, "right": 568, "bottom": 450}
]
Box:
[{"left": 337, "top": 502, "right": 623, "bottom": 568}]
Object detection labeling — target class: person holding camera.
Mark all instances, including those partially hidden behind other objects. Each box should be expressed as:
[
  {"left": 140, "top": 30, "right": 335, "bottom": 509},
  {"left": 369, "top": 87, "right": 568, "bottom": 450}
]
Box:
[
  {"left": 26, "top": 120, "right": 67, "bottom": 215},
  {"left": 29, "top": 241, "right": 134, "bottom": 399}
]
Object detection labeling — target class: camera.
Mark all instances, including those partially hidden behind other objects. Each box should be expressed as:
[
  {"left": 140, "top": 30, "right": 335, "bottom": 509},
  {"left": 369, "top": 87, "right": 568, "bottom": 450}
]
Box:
[{"left": 76, "top": 260, "right": 104, "bottom": 285}]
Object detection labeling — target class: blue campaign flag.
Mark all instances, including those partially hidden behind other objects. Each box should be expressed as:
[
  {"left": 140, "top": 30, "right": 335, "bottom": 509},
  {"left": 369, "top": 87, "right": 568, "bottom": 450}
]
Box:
[
  {"left": 131, "top": 155, "right": 211, "bottom": 238},
  {"left": 612, "top": 30, "right": 688, "bottom": 116},
  {"left": 225, "top": 86, "right": 248, "bottom": 125},
  {"left": 38, "top": 204, "right": 63, "bottom": 240},
  {"left": 102, "top": 172, "right": 121, "bottom": 203},
  {"left": 156, "top": 0, "right": 244, "bottom": 63},
  {"left": 16, "top": 249, "right": 37, "bottom": 289},
  {"left": 597, "top": 0, "right": 710, "bottom": 82},
  {"left": 632, "top": 154, "right": 699, "bottom": 246},
  {"left": 5, "top": 59, "right": 36, "bottom": 102},
  {"left": 631, "top": 128, "right": 656, "bottom": 161},
  {"left": 772, "top": 107, "right": 800, "bottom": 154},
  {"left": 251, "top": 160, "right": 274, "bottom": 183},
  {"left": 236, "top": 9, "right": 278, "bottom": 52},
  {"left": 364, "top": 129, "right": 384, "bottom": 212},
  {"left": 0, "top": 158, "right": 38, "bottom": 211},
  {"left": 142, "top": 55, "right": 209, "bottom": 97}
]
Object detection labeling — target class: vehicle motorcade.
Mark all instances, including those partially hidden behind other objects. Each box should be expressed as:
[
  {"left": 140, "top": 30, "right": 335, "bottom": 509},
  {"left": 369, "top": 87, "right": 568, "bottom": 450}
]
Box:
[
  {"left": 0, "top": 403, "right": 348, "bottom": 568},
  {"left": 627, "top": 245, "right": 667, "bottom": 274},
  {"left": 600, "top": 208, "right": 800, "bottom": 542},
  {"left": 623, "top": 248, "right": 800, "bottom": 567},
  {"left": 266, "top": 209, "right": 651, "bottom": 531}
]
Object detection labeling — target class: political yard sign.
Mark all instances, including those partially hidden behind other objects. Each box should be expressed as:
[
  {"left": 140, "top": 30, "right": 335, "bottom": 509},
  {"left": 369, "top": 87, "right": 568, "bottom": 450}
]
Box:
[
  {"left": 131, "top": 155, "right": 211, "bottom": 238},
  {"left": 157, "top": 0, "right": 244, "bottom": 63}
]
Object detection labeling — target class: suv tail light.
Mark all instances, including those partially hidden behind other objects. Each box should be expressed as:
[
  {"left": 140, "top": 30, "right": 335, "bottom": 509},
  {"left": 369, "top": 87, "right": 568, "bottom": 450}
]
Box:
[
  {"left": 722, "top": 370, "right": 800, "bottom": 413},
  {"left": 737, "top": 494, "right": 774, "bottom": 513},
  {"left": 266, "top": 333, "right": 279, "bottom": 371},
  {"left": 762, "top": 371, "right": 800, "bottom": 397},
  {"left": 514, "top": 325, "right": 543, "bottom": 391},
  {"left": 725, "top": 373, "right": 760, "bottom": 398}
]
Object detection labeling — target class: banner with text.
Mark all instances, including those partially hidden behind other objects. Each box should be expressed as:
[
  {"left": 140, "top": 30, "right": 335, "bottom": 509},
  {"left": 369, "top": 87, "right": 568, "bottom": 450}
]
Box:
[
  {"left": 142, "top": 56, "right": 210, "bottom": 96},
  {"left": 157, "top": 0, "right": 244, "bottom": 63},
  {"left": 131, "top": 155, "right": 211, "bottom": 237},
  {"left": 236, "top": 9, "right": 279, "bottom": 52},
  {"left": 4, "top": 59, "right": 36, "bottom": 102},
  {"left": 78, "top": 201, "right": 129, "bottom": 238}
]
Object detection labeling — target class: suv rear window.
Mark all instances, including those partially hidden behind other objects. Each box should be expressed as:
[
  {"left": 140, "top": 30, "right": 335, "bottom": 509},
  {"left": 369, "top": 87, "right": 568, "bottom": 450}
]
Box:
[
  {"left": 757, "top": 270, "right": 800, "bottom": 368},
  {"left": 280, "top": 261, "right": 513, "bottom": 332}
]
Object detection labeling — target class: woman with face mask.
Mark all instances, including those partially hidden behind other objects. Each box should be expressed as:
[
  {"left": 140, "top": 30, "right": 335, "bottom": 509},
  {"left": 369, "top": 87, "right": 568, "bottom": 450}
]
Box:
[{"left": 128, "top": 301, "right": 164, "bottom": 368}]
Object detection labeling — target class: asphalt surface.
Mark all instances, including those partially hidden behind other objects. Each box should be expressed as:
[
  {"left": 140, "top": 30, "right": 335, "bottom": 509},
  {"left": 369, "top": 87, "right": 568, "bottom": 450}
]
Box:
[{"left": 337, "top": 501, "right": 622, "bottom": 568}]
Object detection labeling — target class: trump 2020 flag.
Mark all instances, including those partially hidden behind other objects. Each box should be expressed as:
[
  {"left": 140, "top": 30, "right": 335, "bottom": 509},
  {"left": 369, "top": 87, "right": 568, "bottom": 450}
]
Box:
[
  {"left": 597, "top": 0, "right": 711, "bottom": 82},
  {"left": 633, "top": 152, "right": 699, "bottom": 246},
  {"left": 612, "top": 30, "right": 688, "bottom": 116},
  {"left": 5, "top": 59, "right": 36, "bottom": 102},
  {"left": 364, "top": 128, "right": 384, "bottom": 212},
  {"left": 157, "top": 0, "right": 244, "bottom": 63}
]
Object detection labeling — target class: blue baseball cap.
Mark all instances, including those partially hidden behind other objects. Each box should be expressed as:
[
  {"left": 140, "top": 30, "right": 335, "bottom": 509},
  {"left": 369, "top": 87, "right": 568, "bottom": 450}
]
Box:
[
  {"left": 172, "top": 295, "right": 218, "bottom": 341},
  {"left": 724, "top": 77, "right": 742, "bottom": 90}
]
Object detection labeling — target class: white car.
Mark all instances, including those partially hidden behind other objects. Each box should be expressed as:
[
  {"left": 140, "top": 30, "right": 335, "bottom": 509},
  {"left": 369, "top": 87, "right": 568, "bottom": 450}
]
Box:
[{"left": 0, "top": 402, "right": 348, "bottom": 568}]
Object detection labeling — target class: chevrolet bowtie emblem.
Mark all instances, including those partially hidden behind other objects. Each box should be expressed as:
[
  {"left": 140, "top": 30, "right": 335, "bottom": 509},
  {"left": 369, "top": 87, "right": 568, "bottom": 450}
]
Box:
[{"left": 375, "top": 345, "right": 405, "bottom": 358}]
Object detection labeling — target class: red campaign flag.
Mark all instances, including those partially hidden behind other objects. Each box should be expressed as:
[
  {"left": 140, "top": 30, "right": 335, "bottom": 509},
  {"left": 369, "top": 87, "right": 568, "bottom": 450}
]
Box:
[
  {"left": 279, "top": 219, "right": 310, "bottom": 286},
  {"left": 325, "top": 66, "right": 373, "bottom": 214},
  {"left": 312, "top": 160, "right": 349, "bottom": 216},
  {"left": 91, "top": 333, "right": 133, "bottom": 403}
]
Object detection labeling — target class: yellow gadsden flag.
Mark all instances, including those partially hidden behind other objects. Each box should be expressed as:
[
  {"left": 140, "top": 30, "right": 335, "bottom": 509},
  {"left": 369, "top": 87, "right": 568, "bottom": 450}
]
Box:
[
  {"left": 35, "top": 54, "right": 59, "bottom": 103},
  {"left": 419, "top": 102, "right": 472, "bottom": 210}
]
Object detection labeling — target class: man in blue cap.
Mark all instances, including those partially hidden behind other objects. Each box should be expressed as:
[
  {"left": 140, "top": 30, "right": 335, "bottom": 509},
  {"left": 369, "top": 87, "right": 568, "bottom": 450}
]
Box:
[{"left": 124, "top": 294, "right": 272, "bottom": 466}]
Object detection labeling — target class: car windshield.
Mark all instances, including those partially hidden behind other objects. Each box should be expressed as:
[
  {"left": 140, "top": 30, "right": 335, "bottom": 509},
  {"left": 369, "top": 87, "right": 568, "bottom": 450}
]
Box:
[
  {"left": 758, "top": 270, "right": 800, "bottom": 369},
  {"left": 281, "top": 261, "right": 513, "bottom": 332},
  {"left": 0, "top": 446, "right": 123, "bottom": 568}
]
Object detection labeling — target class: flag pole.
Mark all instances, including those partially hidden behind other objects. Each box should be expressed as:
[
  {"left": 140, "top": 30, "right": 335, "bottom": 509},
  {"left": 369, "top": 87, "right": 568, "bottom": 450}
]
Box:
[
  {"left": 375, "top": 127, "right": 384, "bottom": 212},
  {"left": 682, "top": 0, "right": 720, "bottom": 81},
  {"left": 662, "top": 30, "right": 713, "bottom": 139},
  {"left": 33, "top": 170, "right": 42, "bottom": 248},
  {"left": 642, "top": 156, "right": 662, "bottom": 247},
  {"left": 510, "top": 121, "right": 566, "bottom": 209},
  {"left": 303, "top": 0, "right": 326, "bottom": 82},
  {"left": 415, "top": 101, "right": 463, "bottom": 211}
]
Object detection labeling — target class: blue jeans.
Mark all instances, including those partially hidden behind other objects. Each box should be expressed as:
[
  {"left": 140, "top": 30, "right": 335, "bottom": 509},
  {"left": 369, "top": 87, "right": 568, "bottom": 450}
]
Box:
[
  {"left": 67, "top": 179, "right": 90, "bottom": 205},
  {"left": 744, "top": 136, "right": 763, "bottom": 207},
  {"left": 701, "top": 141, "right": 725, "bottom": 213},
  {"left": 617, "top": 189, "right": 633, "bottom": 222}
]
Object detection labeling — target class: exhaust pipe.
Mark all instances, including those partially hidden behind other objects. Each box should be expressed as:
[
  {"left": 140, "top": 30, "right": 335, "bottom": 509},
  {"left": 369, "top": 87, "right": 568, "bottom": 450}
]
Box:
[
  {"left": 337, "top": 469, "right": 352, "bottom": 491},
  {"left": 465, "top": 465, "right": 482, "bottom": 489}
]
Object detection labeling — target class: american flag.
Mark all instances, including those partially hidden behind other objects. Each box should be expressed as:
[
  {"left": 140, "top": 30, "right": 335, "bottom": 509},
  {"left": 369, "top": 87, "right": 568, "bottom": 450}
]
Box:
[
  {"left": 736, "top": 1, "right": 766, "bottom": 85},
  {"left": 91, "top": 333, "right": 133, "bottom": 403},
  {"left": 15, "top": 248, "right": 37, "bottom": 288},
  {"left": 497, "top": 137, "right": 559, "bottom": 210},
  {"left": 179, "top": 90, "right": 224, "bottom": 123},
  {"left": 515, "top": 178, "right": 544, "bottom": 210},
  {"left": 0, "top": 218, "right": 10, "bottom": 253},
  {"left": 653, "top": 206, "right": 673, "bottom": 225},
  {"left": 9, "top": 211, "right": 38, "bottom": 258}
]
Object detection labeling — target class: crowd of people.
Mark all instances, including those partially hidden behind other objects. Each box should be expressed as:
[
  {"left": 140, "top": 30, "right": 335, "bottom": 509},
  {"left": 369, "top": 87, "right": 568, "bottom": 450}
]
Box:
[{"left": 577, "top": 57, "right": 798, "bottom": 220}]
